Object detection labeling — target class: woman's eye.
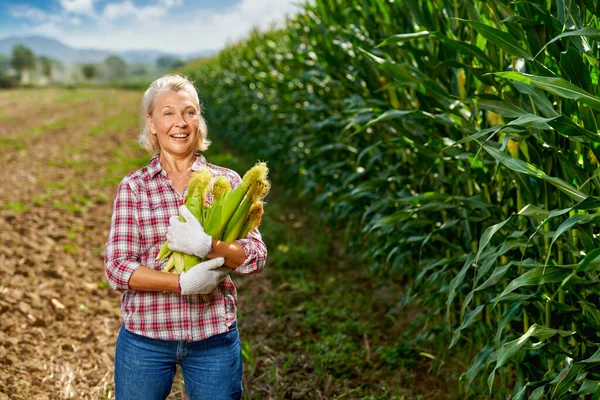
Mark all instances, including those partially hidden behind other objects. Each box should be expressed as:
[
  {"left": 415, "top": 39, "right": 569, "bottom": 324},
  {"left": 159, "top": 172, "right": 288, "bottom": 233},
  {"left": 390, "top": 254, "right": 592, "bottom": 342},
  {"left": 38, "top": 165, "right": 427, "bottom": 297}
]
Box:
[{"left": 164, "top": 112, "right": 172, "bottom": 116}]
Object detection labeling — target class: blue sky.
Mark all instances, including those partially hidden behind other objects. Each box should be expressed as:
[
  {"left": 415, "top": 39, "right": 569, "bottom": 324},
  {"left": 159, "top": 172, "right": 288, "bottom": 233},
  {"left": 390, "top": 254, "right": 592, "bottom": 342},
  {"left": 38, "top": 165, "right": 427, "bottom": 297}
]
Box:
[{"left": 0, "top": 0, "right": 305, "bottom": 54}]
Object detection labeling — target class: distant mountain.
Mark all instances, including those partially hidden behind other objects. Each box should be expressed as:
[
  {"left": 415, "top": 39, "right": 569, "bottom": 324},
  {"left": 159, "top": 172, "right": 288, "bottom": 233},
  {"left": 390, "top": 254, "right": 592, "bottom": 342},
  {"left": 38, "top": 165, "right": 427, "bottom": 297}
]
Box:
[{"left": 0, "top": 35, "right": 217, "bottom": 65}]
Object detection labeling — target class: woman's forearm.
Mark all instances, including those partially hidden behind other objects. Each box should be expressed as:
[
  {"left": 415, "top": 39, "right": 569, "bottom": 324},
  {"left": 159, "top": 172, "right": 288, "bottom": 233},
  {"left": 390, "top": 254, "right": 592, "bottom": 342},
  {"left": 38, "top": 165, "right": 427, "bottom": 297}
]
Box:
[
  {"left": 207, "top": 240, "right": 247, "bottom": 269},
  {"left": 128, "top": 266, "right": 180, "bottom": 292}
]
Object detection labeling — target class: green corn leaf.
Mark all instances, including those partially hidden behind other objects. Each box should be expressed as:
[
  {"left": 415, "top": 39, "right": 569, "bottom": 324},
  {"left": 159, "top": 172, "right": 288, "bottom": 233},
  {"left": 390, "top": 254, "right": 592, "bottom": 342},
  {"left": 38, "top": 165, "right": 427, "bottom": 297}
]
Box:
[
  {"left": 551, "top": 363, "right": 587, "bottom": 399},
  {"left": 358, "top": 49, "right": 417, "bottom": 84},
  {"left": 475, "top": 214, "right": 516, "bottom": 263},
  {"left": 478, "top": 99, "right": 527, "bottom": 118},
  {"left": 495, "top": 303, "right": 522, "bottom": 343},
  {"left": 450, "top": 304, "right": 484, "bottom": 348},
  {"left": 369, "top": 211, "right": 412, "bottom": 231},
  {"left": 512, "top": 82, "right": 559, "bottom": 117},
  {"left": 483, "top": 144, "right": 586, "bottom": 201},
  {"left": 355, "top": 109, "right": 419, "bottom": 133},
  {"left": 530, "top": 386, "right": 545, "bottom": 400},
  {"left": 544, "top": 214, "right": 595, "bottom": 266},
  {"left": 447, "top": 254, "right": 474, "bottom": 323},
  {"left": 535, "top": 27, "right": 600, "bottom": 59},
  {"left": 560, "top": 47, "right": 593, "bottom": 93},
  {"left": 575, "top": 247, "right": 600, "bottom": 274},
  {"left": 493, "top": 267, "right": 574, "bottom": 305},
  {"left": 474, "top": 263, "right": 512, "bottom": 293},
  {"left": 519, "top": 204, "right": 550, "bottom": 220},
  {"left": 575, "top": 380, "right": 600, "bottom": 395},
  {"left": 377, "top": 30, "right": 433, "bottom": 47},
  {"left": 449, "top": 125, "right": 502, "bottom": 148},
  {"left": 437, "top": 36, "right": 497, "bottom": 67},
  {"left": 463, "top": 20, "right": 533, "bottom": 60},
  {"left": 488, "top": 324, "right": 574, "bottom": 393},
  {"left": 581, "top": 348, "right": 600, "bottom": 364},
  {"left": 465, "top": 343, "right": 495, "bottom": 388},
  {"left": 506, "top": 113, "right": 557, "bottom": 130},
  {"left": 495, "top": 72, "right": 600, "bottom": 111}
]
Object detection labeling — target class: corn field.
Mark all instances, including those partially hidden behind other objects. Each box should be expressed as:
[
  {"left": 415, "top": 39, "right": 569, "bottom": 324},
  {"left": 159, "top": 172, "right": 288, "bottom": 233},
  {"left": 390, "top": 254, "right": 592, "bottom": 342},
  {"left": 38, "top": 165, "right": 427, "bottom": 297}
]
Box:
[{"left": 184, "top": 0, "right": 600, "bottom": 397}]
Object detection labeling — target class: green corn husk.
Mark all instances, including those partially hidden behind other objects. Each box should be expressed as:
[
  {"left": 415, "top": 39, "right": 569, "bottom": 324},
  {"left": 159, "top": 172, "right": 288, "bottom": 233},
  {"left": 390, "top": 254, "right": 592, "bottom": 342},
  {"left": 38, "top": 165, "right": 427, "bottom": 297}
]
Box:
[
  {"left": 203, "top": 176, "right": 232, "bottom": 238},
  {"left": 219, "top": 163, "right": 269, "bottom": 231},
  {"left": 239, "top": 202, "right": 264, "bottom": 238},
  {"left": 160, "top": 162, "right": 269, "bottom": 274}
]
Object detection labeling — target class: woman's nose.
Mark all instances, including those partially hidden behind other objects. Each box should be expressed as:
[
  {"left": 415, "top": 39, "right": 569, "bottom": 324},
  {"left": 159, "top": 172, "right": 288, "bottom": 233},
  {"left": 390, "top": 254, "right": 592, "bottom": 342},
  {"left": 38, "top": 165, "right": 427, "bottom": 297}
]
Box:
[{"left": 175, "top": 115, "right": 188, "bottom": 127}]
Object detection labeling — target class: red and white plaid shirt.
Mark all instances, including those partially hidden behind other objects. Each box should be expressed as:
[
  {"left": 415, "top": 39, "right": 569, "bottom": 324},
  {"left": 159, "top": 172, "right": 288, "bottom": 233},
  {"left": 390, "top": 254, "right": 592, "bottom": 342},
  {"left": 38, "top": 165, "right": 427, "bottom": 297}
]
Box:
[{"left": 104, "top": 153, "right": 267, "bottom": 341}]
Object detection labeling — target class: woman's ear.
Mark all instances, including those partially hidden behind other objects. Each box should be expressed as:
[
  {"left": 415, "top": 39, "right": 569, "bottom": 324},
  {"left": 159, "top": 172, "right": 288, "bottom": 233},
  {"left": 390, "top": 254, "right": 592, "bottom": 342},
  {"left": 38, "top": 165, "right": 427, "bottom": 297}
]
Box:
[{"left": 146, "top": 114, "right": 156, "bottom": 135}]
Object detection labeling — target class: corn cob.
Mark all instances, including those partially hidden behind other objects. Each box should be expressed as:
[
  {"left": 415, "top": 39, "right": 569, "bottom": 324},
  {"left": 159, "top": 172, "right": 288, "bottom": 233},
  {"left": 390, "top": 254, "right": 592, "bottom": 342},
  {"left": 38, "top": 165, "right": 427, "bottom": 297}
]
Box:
[
  {"left": 239, "top": 202, "right": 264, "bottom": 238},
  {"left": 159, "top": 162, "right": 269, "bottom": 274}
]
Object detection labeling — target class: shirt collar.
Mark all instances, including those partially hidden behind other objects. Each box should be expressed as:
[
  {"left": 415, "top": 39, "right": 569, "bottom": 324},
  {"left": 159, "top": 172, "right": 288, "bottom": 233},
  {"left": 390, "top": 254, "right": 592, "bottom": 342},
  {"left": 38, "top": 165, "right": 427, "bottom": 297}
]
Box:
[{"left": 148, "top": 152, "right": 208, "bottom": 178}]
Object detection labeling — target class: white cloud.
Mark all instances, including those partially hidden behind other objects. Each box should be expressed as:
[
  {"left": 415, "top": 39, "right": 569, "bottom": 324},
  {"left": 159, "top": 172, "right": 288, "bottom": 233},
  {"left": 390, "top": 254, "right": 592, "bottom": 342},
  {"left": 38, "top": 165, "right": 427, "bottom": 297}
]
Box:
[
  {"left": 9, "top": 5, "right": 54, "bottom": 23},
  {"left": 101, "top": 0, "right": 183, "bottom": 21},
  {"left": 10, "top": 0, "right": 307, "bottom": 54},
  {"left": 59, "top": 0, "right": 96, "bottom": 17},
  {"left": 29, "top": 22, "right": 64, "bottom": 38}
]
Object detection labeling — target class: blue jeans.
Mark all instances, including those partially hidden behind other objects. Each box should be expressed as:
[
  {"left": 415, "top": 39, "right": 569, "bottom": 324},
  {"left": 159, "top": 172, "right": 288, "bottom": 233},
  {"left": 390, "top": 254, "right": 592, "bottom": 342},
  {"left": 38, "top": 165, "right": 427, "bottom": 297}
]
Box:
[{"left": 114, "top": 323, "right": 242, "bottom": 400}]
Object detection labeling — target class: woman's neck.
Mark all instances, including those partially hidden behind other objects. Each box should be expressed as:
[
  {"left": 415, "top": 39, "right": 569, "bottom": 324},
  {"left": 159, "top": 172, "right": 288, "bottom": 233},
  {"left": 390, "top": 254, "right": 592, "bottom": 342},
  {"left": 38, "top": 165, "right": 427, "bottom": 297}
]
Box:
[{"left": 159, "top": 152, "right": 195, "bottom": 174}]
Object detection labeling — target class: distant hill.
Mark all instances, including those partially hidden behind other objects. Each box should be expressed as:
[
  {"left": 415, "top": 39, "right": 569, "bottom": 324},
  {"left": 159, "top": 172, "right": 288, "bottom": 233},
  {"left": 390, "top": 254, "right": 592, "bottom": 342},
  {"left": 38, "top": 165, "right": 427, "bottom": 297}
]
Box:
[{"left": 0, "top": 35, "right": 218, "bottom": 65}]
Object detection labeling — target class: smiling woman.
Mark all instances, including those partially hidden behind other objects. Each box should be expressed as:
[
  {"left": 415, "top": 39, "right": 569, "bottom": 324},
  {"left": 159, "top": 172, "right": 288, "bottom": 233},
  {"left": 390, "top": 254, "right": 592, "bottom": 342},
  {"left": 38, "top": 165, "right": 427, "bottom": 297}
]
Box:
[{"left": 104, "top": 74, "right": 267, "bottom": 399}]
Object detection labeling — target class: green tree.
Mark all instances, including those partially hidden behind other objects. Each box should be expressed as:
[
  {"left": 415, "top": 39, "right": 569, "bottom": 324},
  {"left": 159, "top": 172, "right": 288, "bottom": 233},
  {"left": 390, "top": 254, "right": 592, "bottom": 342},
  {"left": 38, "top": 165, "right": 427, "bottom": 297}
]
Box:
[
  {"left": 0, "top": 54, "right": 10, "bottom": 75},
  {"left": 11, "top": 44, "right": 35, "bottom": 78},
  {"left": 39, "top": 56, "right": 52, "bottom": 79},
  {"left": 156, "top": 55, "right": 184, "bottom": 70},
  {"left": 103, "top": 55, "right": 127, "bottom": 81},
  {"left": 81, "top": 64, "right": 97, "bottom": 80}
]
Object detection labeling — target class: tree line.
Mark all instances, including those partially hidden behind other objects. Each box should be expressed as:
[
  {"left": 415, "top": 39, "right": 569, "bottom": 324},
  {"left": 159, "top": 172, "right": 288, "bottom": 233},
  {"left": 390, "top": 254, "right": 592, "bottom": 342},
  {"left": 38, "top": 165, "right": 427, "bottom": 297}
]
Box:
[{"left": 0, "top": 44, "right": 184, "bottom": 88}]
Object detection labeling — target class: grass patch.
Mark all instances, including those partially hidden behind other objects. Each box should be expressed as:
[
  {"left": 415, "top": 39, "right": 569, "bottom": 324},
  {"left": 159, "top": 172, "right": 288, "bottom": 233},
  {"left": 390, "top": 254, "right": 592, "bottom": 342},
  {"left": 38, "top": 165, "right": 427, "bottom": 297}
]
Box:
[
  {"left": 0, "top": 137, "right": 25, "bottom": 151},
  {"left": 102, "top": 154, "right": 151, "bottom": 186},
  {"left": 42, "top": 181, "right": 68, "bottom": 190},
  {"left": 52, "top": 200, "right": 85, "bottom": 214},
  {"left": 32, "top": 119, "right": 68, "bottom": 136},
  {"left": 89, "top": 111, "right": 138, "bottom": 136},
  {"left": 58, "top": 89, "right": 97, "bottom": 104},
  {"left": 5, "top": 201, "right": 28, "bottom": 212},
  {"left": 32, "top": 194, "right": 52, "bottom": 207},
  {"left": 48, "top": 158, "right": 99, "bottom": 173}
]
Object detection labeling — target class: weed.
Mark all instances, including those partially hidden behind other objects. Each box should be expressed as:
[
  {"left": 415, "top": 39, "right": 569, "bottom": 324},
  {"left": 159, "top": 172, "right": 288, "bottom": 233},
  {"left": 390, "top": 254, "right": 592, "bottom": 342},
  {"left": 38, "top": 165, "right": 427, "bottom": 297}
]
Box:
[
  {"left": 0, "top": 137, "right": 25, "bottom": 151},
  {"left": 5, "top": 201, "right": 27, "bottom": 212}
]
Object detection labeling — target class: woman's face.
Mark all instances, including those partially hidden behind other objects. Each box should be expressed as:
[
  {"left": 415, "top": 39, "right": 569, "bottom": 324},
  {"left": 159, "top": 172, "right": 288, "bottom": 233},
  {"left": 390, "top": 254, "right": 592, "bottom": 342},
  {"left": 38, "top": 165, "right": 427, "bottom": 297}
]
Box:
[{"left": 147, "top": 90, "right": 200, "bottom": 158}]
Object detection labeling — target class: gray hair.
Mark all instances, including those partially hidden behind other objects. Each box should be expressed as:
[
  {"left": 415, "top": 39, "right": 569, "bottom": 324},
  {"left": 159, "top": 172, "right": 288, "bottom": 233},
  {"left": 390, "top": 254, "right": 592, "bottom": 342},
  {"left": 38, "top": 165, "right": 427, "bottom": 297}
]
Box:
[{"left": 138, "top": 74, "right": 210, "bottom": 154}]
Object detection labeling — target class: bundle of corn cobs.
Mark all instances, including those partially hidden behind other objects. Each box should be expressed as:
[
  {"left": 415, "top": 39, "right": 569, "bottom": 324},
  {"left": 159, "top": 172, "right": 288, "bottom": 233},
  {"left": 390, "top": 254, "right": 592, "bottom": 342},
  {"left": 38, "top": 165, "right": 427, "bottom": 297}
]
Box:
[{"left": 157, "top": 162, "right": 270, "bottom": 273}]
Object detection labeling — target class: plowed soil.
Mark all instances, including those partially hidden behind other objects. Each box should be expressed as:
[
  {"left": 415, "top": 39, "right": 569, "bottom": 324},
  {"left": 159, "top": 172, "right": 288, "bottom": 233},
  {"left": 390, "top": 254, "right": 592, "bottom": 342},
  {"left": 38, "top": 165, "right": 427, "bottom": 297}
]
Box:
[{"left": 0, "top": 88, "right": 151, "bottom": 399}]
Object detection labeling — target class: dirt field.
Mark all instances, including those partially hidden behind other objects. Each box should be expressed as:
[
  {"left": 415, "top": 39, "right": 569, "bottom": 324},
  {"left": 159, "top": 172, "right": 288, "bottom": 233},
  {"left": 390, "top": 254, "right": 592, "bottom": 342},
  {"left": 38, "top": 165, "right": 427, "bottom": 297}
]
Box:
[{"left": 0, "top": 88, "right": 147, "bottom": 399}]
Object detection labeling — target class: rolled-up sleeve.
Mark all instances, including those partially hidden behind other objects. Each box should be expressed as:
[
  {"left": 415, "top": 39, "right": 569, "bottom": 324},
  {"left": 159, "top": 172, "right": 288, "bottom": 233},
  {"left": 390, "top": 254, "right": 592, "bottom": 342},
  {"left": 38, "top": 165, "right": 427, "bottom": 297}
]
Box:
[
  {"left": 104, "top": 178, "right": 143, "bottom": 291},
  {"left": 235, "top": 228, "right": 267, "bottom": 275}
]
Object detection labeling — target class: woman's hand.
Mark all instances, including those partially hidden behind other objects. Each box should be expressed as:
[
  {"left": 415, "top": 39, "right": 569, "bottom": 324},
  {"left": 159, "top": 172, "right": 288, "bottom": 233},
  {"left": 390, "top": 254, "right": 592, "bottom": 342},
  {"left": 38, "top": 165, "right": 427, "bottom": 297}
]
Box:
[
  {"left": 167, "top": 205, "right": 212, "bottom": 257},
  {"left": 178, "top": 257, "right": 228, "bottom": 295}
]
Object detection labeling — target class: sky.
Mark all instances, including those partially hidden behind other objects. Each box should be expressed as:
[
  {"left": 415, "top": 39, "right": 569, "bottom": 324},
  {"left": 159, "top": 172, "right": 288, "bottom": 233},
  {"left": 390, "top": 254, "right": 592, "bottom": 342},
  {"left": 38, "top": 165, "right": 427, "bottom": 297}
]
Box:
[{"left": 0, "top": 0, "right": 306, "bottom": 54}]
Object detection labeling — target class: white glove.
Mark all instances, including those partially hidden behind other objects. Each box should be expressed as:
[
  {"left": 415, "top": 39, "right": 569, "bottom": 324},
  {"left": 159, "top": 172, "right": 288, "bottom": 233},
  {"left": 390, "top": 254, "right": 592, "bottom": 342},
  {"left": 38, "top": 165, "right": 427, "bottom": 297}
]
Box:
[
  {"left": 167, "top": 205, "right": 213, "bottom": 257},
  {"left": 178, "top": 257, "right": 229, "bottom": 295}
]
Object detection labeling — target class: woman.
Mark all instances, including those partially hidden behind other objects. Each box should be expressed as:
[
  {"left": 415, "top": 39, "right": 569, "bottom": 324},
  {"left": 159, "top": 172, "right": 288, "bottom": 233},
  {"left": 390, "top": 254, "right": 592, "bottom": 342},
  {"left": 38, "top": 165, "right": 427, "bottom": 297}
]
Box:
[{"left": 104, "top": 74, "right": 267, "bottom": 399}]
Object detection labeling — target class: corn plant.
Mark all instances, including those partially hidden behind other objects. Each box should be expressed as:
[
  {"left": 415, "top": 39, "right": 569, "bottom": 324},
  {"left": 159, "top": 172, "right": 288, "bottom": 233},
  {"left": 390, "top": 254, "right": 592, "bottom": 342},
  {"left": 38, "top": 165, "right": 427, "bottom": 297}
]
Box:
[{"left": 184, "top": 0, "right": 600, "bottom": 396}]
